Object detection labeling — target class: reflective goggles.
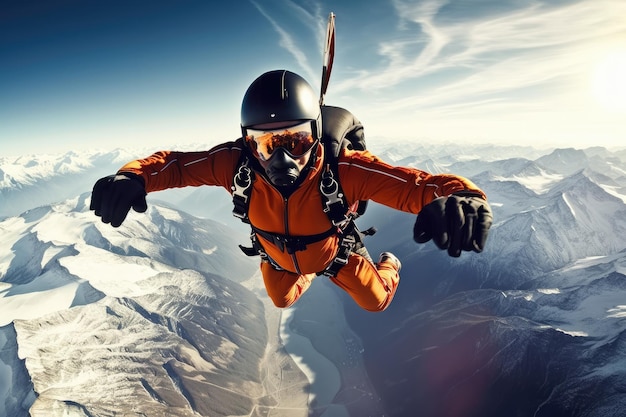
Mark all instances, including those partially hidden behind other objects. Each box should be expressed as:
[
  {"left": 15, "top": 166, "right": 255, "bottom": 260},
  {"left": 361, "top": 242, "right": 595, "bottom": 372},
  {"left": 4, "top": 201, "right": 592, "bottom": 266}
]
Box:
[{"left": 245, "top": 121, "right": 317, "bottom": 161}]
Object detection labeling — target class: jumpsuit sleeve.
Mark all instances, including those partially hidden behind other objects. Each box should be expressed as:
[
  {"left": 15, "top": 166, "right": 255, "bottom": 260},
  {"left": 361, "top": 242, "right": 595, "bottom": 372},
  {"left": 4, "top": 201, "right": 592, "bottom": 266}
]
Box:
[
  {"left": 116, "top": 140, "right": 245, "bottom": 193},
  {"left": 338, "top": 149, "right": 487, "bottom": 215}
]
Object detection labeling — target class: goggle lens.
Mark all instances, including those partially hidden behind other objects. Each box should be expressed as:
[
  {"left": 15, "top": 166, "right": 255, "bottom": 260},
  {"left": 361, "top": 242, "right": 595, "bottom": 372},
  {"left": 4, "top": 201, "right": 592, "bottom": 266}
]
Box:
[{"left": 245, "top": 121, "right": 316, "bottom": 161}]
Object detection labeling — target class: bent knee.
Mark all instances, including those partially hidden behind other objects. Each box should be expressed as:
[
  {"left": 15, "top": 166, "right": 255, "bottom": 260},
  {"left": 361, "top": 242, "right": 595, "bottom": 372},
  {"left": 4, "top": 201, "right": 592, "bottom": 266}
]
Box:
[
  {"left": 261, "top": 265, "right": 314, "bottom": 308},
  {"left": 267, "top": 292, "right": 298, "bottom": 309},
  {"left": 359, "top": 293, "right": 394, "bottom": 312},
  {"left": 344, "top": 276, "right": 398, "bottom": 312}
]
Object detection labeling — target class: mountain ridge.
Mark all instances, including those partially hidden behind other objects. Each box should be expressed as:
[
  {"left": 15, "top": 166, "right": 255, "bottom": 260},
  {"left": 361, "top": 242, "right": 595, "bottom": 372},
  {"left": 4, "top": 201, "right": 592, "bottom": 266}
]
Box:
[
  {"left": 0, "top": 192, "right": 297, "bottom": 416},
  {"left": 3, "top": 143, "right": 626, "bottom": 416}
]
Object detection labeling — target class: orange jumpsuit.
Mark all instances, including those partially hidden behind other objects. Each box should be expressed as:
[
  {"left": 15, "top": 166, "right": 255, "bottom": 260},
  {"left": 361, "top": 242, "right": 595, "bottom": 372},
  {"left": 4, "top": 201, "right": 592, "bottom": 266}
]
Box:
[{"left": 118, "top": 139, "right": 486, "bottom": 312}]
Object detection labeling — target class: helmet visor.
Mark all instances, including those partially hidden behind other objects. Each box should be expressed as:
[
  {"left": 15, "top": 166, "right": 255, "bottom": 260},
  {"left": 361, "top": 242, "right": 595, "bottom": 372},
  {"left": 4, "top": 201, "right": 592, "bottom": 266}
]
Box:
[{"left": 245, "top": 121, "right": 317, "bottom": 161}]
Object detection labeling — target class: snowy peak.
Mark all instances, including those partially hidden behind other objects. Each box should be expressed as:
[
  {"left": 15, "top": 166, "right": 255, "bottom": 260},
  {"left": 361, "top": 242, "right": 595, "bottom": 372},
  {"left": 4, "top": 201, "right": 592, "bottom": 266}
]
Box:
[
  {"left": 1, "top": 194, "right": 265, "bottom": 416},
  {"left": 0, "top": 149, "right": 128, "bottom": 189},
  {"left": 0, "top": 150, "right": 120, "bottom": 219},
  {"left": 535, "top": 148, "right": 589, "bottom": 176},
  {"left": 1, "top": 193, "right": 255, "bottom": 294},
  {"left": 15, "top": 275, "right": 266, "bottom": 417},
  {"left": 440, "top": 156, "right": 626, "bottom": 290}
]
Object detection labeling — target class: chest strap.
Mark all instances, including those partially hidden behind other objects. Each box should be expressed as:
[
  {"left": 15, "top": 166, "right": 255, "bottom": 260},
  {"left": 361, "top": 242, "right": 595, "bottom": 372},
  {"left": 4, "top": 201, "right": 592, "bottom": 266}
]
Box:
[
  {"left": 251, "top": 225, "right": 338, "bottom": 255},
  {"left": 240, "top": 219, "right": 376, "bottom": 277}
]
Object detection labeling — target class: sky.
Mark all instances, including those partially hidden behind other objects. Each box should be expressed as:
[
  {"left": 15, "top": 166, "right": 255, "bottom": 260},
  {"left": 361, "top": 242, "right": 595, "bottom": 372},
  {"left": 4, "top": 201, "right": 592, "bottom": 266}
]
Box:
[{"left": 1, "top": 0, "right": 626, "bottom": 156}]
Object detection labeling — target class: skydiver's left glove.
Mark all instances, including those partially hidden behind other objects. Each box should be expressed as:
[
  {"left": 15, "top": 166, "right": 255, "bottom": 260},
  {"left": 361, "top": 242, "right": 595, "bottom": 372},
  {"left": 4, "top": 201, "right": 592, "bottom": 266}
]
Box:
[
  {"left": 90, "top": 173, "right": 147, "bottom": 227},
  {"left": 413, "top": 191, "right": 493, "bottom": 257}
]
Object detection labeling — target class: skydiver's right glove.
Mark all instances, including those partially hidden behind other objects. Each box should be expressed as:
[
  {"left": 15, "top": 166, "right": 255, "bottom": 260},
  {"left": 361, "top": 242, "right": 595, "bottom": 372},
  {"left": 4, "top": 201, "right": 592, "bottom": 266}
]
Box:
[
  {"left": 413, "top": 191, "right": 493, "bottom": 257},
  {"left": 89, "top": 173, "right": 147, "bottom": 227}
]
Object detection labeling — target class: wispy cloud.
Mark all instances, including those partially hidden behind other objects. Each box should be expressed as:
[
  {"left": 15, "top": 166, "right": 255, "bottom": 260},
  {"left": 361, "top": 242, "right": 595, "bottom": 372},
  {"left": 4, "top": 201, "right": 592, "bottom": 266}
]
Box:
[
  {"left": 245, "top": 0, "right": 625, "bottom": 146},
  {"left": 335, "top": 0, "right": 626, "bottom": 116},
  {"left": 334, "top": 0, "right": 450, "bottom": 92},
  {"left": 248, "top": 0, "right": 323, "bottom": 83}
]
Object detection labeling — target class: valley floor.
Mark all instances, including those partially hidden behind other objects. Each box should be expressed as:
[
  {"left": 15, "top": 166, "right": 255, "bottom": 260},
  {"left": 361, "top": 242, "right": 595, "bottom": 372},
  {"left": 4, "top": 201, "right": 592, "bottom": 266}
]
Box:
[
  {"left": 242, "top": 271, "right": 310, "bottom": 417},
  {"left": 243, "top": 271, "right": 387, "bottom": 417}
]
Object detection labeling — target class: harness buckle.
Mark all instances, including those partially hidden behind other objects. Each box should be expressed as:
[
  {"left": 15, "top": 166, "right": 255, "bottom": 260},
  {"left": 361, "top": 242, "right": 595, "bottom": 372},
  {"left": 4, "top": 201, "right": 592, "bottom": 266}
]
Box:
[
  {"left": 320, "top": 167, "right": 349, "bottom": 225},
  {"left": 321, "top": 232, "right": 357, "bottom": 277},
  {"left": 232, "top": 160, "right": 254, "bottom": 220}
]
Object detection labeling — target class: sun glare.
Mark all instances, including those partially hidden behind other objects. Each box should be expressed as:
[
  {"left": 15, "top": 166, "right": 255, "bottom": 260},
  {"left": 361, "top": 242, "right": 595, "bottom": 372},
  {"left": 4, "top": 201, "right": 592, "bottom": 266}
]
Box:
[{"left": 591, "top": 49, "right": 626, "bottom": 113}]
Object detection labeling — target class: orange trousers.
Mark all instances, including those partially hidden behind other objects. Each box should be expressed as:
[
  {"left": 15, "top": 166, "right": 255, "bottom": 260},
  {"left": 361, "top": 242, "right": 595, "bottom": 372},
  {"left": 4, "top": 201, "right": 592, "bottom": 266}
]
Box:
[{"left": 260, "top": 252, "right": 400, "bottom": 312}]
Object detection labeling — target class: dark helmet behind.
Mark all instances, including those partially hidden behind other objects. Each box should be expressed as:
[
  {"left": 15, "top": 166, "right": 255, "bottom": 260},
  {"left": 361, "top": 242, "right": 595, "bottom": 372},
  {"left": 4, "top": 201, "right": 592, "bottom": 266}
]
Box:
[{"left": 240, "top": 70, "right": 321, "bottom": 138}]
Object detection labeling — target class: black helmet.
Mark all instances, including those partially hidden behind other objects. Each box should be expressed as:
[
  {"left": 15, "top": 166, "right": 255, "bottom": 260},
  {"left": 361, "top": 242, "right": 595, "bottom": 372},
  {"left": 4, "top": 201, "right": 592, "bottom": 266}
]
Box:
[{"left": 240, "top": 70, "right": 321, "bottom": 138}]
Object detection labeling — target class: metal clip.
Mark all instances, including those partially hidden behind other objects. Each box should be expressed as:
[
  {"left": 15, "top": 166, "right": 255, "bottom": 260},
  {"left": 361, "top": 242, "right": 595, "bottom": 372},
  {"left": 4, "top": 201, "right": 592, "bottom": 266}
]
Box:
[
  {"left": 320, "top": 167, "right": 346, "bottom": 220},
  {"left": 232, "top": 162, "right": 253, "bottom": 203},
  {"left": 334, "top": 234, "right": 356, "bottom": 265}
]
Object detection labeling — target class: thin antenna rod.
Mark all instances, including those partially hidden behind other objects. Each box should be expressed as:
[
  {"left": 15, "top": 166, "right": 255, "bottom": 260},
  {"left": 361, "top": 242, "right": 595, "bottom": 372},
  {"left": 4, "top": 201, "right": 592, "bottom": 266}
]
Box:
[{"left": 319, "top": 12, "right": 336, "bottom": 106}]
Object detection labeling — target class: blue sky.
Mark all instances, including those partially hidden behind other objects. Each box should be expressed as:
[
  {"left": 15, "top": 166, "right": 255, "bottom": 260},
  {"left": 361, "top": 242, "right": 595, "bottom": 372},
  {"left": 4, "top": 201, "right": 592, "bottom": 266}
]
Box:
[{"left": 2, "top": 0, "right": 626, "bottom": 156}]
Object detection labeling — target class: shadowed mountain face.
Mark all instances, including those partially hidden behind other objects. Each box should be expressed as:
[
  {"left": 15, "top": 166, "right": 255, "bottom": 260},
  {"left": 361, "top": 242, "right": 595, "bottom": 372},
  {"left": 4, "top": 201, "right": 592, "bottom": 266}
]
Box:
[{"left": 341, "top": 146, "right": 626, "bottom": 417}]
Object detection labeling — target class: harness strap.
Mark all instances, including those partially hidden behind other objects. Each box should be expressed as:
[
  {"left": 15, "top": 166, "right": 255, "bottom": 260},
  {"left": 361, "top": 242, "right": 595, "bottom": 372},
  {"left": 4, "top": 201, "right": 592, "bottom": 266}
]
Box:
[
  {"left": 239, "top": 217, "right": 377, "bottom": 277},
  {"left": 239, "top": 233, "right": 284, "bottom": 270},
  {"left": 320, "top": 163, "right": 350, "bottom": 226},
  {"left": 320, "top": 220, "right": 377, "bottom": 277},
  {"left": 251, "top": 225, "right": 338, "bottom": 255},
  {"left": 232, "top": 157, "right": 254, "bottom": 223},
  {"left": 321, "top": 231, "right": 356, "bottom": 277}
]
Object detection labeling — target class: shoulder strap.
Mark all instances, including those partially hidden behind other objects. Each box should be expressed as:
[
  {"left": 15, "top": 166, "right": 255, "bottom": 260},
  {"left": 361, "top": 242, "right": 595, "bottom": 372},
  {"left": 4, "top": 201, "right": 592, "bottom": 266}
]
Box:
[
  {"left": 231, "top": 151, "right": 255, "bottom": 224},
  {"left": 319, "top": 105, "right": 368, "bottom": 222}
]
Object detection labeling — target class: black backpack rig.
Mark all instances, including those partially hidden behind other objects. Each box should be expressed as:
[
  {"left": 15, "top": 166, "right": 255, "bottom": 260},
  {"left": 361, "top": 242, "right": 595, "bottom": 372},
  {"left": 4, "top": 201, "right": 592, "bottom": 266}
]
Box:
[{"left": 231, "top": 105, "right": 376, "bottom": 277}]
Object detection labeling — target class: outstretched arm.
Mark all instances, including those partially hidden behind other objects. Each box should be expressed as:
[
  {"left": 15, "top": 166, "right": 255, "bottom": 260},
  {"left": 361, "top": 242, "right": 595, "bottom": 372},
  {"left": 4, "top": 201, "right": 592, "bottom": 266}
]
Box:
[
  {"left": 339, "top": 149, "right": 492, "bottom": 257},
  {"left": 89, "top": 140, "right": 244, "bottom": 227}
]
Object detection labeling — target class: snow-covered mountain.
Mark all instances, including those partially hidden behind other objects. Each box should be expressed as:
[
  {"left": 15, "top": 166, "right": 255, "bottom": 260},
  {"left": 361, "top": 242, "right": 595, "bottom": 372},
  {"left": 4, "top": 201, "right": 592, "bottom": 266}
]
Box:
[
  {"left": 0, "top": 145, "right": 229, "bottom": 223},
  {"left": 1, "top": 150, "right": 134, "bottom": 220},
  {"left": 0, "top": 192, "right": 300, "bottom": 417},
  {"left": 2, "top": 143, "right": 626, "bottom": 416},
  {"left": 343, "top": 145, "right": 626, "bottom": 417}
]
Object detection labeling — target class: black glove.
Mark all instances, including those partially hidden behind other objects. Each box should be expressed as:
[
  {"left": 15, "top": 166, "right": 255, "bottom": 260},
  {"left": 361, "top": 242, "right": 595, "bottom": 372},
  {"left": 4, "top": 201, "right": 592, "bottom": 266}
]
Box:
[
  {"left": 413, "top": 192, "right": 492, "bottom": 257},
  {"left": 90, "top": 173, "right": 147, "bottom": 227}
]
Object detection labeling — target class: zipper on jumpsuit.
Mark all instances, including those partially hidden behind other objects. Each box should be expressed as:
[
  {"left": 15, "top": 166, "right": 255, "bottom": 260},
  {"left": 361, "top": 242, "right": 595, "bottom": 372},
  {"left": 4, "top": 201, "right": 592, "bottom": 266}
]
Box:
[{"left": 283, "top": 195, "right": 303, "bottom": 274}]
